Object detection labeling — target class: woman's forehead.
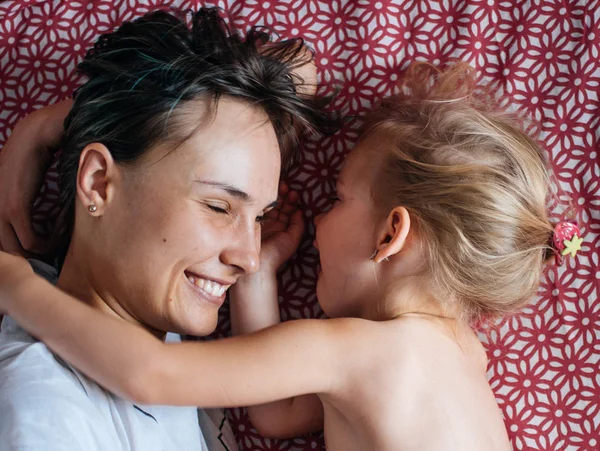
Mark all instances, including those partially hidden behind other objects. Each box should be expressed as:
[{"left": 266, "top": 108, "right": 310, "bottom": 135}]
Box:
[{"left": 151, "top": 100, "right": 278, "bottom": 161}]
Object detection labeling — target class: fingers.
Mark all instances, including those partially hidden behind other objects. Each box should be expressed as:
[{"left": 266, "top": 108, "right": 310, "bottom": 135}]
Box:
[
  {"left": 275, "top": 182, "right": 289, "bottom": 221},
  {"left": 279, "top": 182, "right": 289, "bottom": 196},
  {"left": 11, "top": 209, "right": 46, "bottom": 254},
  {"left": 260, "top": 185, "right": 304, "bottom": 242},
  {"left": 265, "top": 183, "right": 295, "bottom": 223},
  {"left": 277, "top": 182, "right": 297, "bottom": 209},
  {"left": 278, "top": 191, "right": 299, "bottom": 222},
  {"left": 286, "top": 208, "right": 306, "bottom": 247},
  {"left": 0, "top": 222, "right": 27, "bottom": 256},
  {"left": 0, "top": 105, "right": 64, "bottom": 256}
]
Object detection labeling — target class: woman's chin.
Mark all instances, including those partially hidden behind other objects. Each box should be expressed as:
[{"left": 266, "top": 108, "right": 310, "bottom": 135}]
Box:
[
  {"left": 164, "top": 307, "right": 219, "bottom": 338},
  {"left": 171, "top": 320, "right": 217, "bottom": 338}
]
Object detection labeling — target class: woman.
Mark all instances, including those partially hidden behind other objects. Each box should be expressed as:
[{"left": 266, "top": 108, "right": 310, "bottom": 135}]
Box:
[{"left": 0, "top": 7, "right": 331, "bottom": 450}]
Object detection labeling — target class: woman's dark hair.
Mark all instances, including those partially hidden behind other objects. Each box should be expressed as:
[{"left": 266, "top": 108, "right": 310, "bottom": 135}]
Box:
[{"left": 59, "top": 7, "right": 335, "bottom": 222}]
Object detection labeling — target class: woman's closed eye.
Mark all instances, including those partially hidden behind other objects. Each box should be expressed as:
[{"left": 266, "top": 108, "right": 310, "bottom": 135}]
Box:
[
  {"left": 206, "top": 203, "right": 229, "bottom": 214},
  {"left": 208, "top": 204, "right": 267, "bottom": 225}
]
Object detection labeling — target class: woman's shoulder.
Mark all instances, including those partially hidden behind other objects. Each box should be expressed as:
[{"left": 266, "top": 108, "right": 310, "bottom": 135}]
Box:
[
  {"left": 0, "top": 316, "right": 91, "bottom": 398},
  {"left": 0, "top": 326, "right": 123, "bottom": 449},
  {"left": 0, "top": 317, "right": 205, "bottom": 450}
]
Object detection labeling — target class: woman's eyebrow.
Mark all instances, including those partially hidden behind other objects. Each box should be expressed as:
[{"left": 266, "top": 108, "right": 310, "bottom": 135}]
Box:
[
  {"left": 195, "top": 180, "right": 278, "bottom": 209},
  {"left": 194, "top": 180, "right": 251, "bottom": 201}
]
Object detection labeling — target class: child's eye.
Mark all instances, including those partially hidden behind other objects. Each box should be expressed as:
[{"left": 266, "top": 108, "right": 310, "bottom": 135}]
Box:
[{"left": 330, "top": 196, "right": 341, "bottom": 203}]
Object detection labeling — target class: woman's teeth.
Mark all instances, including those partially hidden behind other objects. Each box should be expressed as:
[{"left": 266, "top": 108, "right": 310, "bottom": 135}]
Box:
[{"left": 187, "top": 275, "right": 227, "bottom": 297}]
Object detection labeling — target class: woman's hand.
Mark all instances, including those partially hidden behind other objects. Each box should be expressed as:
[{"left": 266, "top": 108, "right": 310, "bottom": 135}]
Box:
[
  {"left": 0, "top": 100, "right": 72, "bottom": 255},
  {"left": 0, "top": 251, "right": 34, "bottom": 315},
  {"left": 259, "top": 183, "right": 305, "bottom": 273}
]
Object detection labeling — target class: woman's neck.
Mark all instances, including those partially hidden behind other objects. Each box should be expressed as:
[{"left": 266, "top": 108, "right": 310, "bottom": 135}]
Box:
[{"left": 57, "top": 248, "right": 166, "bottom": 340}]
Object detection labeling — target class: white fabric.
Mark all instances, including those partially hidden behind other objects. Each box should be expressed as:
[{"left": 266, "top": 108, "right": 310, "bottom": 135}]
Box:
[
  {"left": 198, "top": 408, "right": 238, "bottom": 451},
  {"left": 0, "top": 315, "right": 209, "bottom": 451},
  {"left": 0, "top": 260, "right": 237, "bottom": 451}
]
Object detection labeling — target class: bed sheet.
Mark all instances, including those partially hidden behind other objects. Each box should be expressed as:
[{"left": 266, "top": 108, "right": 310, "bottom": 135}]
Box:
[{"left": 0, "top": 1, "right": 598, "bottom": 450}]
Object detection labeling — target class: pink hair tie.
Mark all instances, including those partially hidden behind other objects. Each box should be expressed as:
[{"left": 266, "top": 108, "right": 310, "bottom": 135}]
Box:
[{"left": 552, "top": 221, "right": 583, "bottom": 260}]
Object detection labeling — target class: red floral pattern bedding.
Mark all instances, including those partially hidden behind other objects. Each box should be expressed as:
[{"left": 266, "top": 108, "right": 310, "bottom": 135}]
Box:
[{"left": 1, "top": 1, "right": 598, "bottom": 450}]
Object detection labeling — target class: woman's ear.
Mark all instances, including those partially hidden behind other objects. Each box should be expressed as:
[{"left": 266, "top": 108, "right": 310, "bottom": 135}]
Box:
[
  {"left": 373, "top": 206, "right": 411, "bottom": 263},
  {"left": 76, "top": 143, "right": 117, "bottom": 216}
]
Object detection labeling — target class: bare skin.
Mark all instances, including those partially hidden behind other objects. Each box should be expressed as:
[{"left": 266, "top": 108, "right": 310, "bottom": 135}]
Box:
[{"left": 0, "top": 137, "right": 511, "bottom": 451}]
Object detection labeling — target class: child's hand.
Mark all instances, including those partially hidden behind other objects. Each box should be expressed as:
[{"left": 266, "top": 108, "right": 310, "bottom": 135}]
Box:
[
  {"left": 0, "top": 251, "right": 34, "bottom": 315},
  {"left": 0, "top": 100, "right": 72, "bottom": 256},
  {"left": 259, "top": 183, "right": 305, "bottom": 272}
]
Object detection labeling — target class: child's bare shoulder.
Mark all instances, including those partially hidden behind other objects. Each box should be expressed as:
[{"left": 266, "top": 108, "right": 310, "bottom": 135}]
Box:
[
  {"left": 320, "top": 315, "right": 451, "bottom": 351},
  {"left": 320, "top": 316, "right": 450, "bottom": 376},
  {"left": 396, "top": 315, "right": 485, "bottom": 360},
  {"left": 317, "top": 315, "right": 482, "bottom": 374}
]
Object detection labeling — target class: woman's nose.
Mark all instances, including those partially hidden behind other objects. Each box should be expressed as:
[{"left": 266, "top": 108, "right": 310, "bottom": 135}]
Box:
[{"left": 221, "top": 226, "right": 260, "bottom": 275}]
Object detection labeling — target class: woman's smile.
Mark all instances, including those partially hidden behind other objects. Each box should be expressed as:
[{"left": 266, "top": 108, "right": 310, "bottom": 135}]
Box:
[{"left": 184, "top": 271, "right": 234, "bottom": 307}]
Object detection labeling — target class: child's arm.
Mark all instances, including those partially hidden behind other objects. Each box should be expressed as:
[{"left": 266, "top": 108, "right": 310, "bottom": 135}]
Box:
[
  {"left": 0, "top": 99, "right": 72, "bottom": 255},
  {"left": 230, "top": 184, "right": 303, "bottom": 334},
  {"left": 0, "top": 252, "right": 345, "bottom": 411},
  {"left": 229, "top": 186, "right": 324, "bottom": 438}
]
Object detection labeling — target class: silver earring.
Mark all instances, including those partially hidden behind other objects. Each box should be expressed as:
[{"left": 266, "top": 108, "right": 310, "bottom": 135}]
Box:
[{"left": 88, "top": 205, "right": 97, "bottom": 213}]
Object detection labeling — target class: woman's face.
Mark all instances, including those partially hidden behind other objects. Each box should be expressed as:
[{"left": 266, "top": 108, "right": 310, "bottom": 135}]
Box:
[{"left": 86, "top": 99, "right": 281, "bottom": 336}]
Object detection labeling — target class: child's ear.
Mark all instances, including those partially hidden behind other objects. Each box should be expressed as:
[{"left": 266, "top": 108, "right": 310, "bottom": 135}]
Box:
[
  {"left": 373, "top": 207, "right": 411, "bottom": 263},
  {"left": 76, "top": 143, "right": 117, "bottom": 216}
]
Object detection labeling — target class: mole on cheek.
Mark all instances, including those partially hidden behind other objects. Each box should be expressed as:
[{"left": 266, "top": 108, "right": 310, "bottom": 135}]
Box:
[{"left": 163, "top": 238, "right": 167, "bottom": 243}]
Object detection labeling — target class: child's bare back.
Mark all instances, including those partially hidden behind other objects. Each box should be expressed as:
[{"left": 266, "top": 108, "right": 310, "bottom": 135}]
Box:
[{"left": 319, "top": 316, "right": 510, "bottom": 451}]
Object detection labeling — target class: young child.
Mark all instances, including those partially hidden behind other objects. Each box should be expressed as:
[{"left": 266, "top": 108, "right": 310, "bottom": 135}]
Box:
[{"left": 0, "top": 64, "right": 581, "bottom": 451}]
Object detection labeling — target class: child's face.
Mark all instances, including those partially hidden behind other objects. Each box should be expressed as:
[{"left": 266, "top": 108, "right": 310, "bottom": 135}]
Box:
[{"left": 314, "top": 143, "right": 383, "bottom": 318}]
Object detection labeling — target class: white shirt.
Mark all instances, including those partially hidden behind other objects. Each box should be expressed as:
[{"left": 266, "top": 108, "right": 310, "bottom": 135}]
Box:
[
  {"left": 0, "top": 260, "right": 238, "bottom": 451},
  {"left": 0, "top": 315, "right": 209, "bottom": 451}
]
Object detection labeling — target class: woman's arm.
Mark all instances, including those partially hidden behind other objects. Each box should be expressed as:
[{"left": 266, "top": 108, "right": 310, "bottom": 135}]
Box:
[
  {"left": 0, "top": 252, "right": 343, "bottom": 411},
  {"left": 0, "top": 99, "right": 72, "bottom": 254}
]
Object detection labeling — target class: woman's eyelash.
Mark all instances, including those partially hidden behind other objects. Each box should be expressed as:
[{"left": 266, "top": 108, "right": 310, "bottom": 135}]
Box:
[
  {"left": 330, "top": 196, "right": 341, "bottom": 202},
  {"left": 207, "top": 204, "right": 228, "bottom": 214},
  {"left": 207, "top": 204, "right": 266, "bottom": 224}
]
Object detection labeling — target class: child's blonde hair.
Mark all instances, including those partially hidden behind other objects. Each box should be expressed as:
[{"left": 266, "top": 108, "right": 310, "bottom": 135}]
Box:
[{"left": 363, "top": 63, "right": 555, "bottom": 322}]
